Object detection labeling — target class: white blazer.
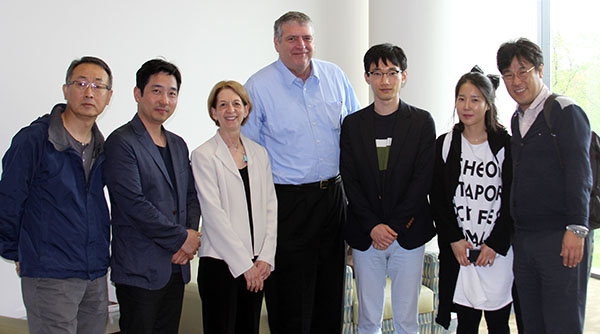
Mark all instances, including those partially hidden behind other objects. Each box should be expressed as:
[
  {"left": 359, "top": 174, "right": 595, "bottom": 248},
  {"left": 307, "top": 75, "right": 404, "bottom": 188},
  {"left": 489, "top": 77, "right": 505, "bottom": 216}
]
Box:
[{"left": 191, "top": 132, "right": 277, "bottom": 278}]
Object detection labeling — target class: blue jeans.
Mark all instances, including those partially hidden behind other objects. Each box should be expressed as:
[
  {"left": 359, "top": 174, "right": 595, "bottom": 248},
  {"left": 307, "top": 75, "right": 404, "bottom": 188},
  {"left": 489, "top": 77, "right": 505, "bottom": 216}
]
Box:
[{"left": 353, "top": 243, "right": 425, "bottom": 334}]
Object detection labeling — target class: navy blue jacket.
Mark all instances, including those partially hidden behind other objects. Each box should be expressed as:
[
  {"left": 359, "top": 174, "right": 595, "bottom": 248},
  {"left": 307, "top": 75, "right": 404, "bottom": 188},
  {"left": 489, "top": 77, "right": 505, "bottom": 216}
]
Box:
[
  {"left": 511, "top": 96, "right": 592, "bottom": 230},
  {"left": 104, "top": 114, "right": 200, "bottom": 290},
  {"left": 0, "top": 104, "right": 110, "bottom": 279}
]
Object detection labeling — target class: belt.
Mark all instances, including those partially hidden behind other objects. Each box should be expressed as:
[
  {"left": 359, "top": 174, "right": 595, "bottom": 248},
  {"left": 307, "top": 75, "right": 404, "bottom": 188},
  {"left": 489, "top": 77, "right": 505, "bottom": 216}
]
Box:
[{"left": 275, "top": 175, "right": 341, "bottom": 190}]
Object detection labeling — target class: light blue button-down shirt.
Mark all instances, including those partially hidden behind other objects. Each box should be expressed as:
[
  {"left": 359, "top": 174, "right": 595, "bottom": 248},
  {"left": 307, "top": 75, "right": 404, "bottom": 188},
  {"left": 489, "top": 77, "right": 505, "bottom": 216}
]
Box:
[{"left": 242, "top": 58, "right": 360, "bottom": 185}]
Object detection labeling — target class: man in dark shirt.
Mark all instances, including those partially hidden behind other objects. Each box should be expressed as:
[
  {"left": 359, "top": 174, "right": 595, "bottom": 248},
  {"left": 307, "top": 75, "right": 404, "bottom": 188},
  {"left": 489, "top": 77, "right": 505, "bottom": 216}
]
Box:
[
  {"left": 341, "top": 43, "right": 436, "bottom": 334},
  {"left": 0, "top": 56, "right": 113, "bottom": 334}
]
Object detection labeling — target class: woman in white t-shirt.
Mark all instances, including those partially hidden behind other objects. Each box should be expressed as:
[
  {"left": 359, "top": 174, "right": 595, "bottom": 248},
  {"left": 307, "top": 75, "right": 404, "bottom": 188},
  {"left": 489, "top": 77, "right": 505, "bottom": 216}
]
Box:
[{"left": 431, "top": 66, "right": 514, "bottom": 333}]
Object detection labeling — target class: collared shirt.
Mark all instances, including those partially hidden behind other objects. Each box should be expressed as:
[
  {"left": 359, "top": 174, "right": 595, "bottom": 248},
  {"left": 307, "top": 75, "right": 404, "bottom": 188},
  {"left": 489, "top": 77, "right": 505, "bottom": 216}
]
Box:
[
  {"left": 242, "top": 58, "right": 360, "bottom": 184},
  {"left": 517, "top": 85, "right": 551, "bottom": 136},
  {"left": 65, "top": 129, "right": 95, "bottom": 181},
  {"left": 48, "top": 105, "right": 105, "bottom": 177}
]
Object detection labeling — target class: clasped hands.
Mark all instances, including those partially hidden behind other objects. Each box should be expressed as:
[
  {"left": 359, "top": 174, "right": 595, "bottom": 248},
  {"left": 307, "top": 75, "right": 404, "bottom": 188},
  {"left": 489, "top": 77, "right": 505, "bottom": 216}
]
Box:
[
  {"left": 171, "top": 229, "right": 202, "bottom": 265},
  {"left": 243, "top": 260, "right": 271, "bottom": 293},
  {"left": 450, "top": 239, "right": 496, "bottom": 267},
  {"left": 370, "top": 224, "right": 398, "bottom": 250}
]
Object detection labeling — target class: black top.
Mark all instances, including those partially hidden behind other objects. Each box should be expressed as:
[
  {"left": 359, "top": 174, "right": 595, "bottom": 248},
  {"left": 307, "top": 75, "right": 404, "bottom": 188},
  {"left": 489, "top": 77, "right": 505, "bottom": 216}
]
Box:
[
  {"left": 157, "top": 143, "right": 181, "bottom": 273},
  {"left": 373, "top": 110, "right": 398, "bottom": 189},
  {"left": 239, "top": 166, "right": 255, "bottom": 253}
]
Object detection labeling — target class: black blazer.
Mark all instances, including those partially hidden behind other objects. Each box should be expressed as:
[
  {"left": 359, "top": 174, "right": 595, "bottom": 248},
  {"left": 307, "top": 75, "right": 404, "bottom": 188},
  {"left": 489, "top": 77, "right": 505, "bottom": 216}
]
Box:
[
  {"left": 341, "top": 101, "right": 436, "bottom": 251},
  {"left": 430, "top": 128, "right": 513, "bottom": 329}
]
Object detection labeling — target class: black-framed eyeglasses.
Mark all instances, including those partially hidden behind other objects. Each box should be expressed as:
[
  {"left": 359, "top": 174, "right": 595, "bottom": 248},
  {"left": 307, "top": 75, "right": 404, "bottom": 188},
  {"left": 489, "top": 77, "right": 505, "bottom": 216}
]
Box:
[
  {"left": 501, "top": 66, "right": 535, "bottom": 82},
  {"left": 367, "top": 69, "right": 402, "bottom": 79},
  {"left": 67, "top": 80, "right": 111, "bottom": 91}
]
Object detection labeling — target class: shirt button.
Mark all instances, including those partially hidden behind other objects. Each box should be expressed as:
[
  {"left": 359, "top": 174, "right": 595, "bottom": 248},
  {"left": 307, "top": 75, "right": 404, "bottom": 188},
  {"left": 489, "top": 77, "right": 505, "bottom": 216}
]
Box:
[{"left": 316, "top": 139, "right": 320, "bottom": 143}]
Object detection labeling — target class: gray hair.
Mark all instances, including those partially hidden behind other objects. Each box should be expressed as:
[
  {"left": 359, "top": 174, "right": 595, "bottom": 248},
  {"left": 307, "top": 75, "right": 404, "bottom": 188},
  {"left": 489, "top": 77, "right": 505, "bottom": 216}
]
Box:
[{"left": 274, "top": 11, "right": 312, "bottom": 43}]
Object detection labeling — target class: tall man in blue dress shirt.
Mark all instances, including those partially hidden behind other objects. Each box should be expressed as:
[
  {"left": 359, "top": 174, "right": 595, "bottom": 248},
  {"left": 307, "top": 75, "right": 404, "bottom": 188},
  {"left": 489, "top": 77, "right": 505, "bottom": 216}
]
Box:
[{"left": 242, "top": 11, "right": 360, "bottom": 334}]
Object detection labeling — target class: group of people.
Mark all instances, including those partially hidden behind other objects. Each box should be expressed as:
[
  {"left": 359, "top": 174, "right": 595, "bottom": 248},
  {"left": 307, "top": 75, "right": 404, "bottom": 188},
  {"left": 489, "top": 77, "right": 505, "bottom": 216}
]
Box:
[{"left": 0, "top": 9, "right": 592, "bottom": 334}]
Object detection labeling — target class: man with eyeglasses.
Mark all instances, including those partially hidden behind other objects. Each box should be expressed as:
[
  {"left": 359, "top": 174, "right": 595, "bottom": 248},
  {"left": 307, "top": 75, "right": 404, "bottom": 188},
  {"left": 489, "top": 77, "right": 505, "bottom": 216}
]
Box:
[
  {"left": 242, "top": 11, "right": 360, "bottom": 334},
  {"left": 341, "top": 43, "right": 436, "bottom": 334},
  {"left": 0, "top": 56, "right": 113, "bottom": 334},
  {"left": 497, "top": 38, "right": 591, "bottom": 334}
]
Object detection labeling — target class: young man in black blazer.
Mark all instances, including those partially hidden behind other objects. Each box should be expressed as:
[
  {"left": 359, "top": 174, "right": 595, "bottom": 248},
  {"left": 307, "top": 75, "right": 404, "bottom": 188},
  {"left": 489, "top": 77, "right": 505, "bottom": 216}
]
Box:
[{"left": 340, "top": 43, "right": 436, "bottom": 334}]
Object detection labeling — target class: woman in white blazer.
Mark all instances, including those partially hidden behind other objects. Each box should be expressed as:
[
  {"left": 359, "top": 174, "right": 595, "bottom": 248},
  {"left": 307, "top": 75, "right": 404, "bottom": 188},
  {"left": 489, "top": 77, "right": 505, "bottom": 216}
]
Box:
[{"left": 191, "top": 81, "right": 277, "bottom": 334}]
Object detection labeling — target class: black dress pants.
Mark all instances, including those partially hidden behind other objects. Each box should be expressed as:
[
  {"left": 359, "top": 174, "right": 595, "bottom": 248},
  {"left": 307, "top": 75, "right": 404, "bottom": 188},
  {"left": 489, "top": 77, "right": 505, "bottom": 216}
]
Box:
[
  {"left": 198, "top": 257, "right": 264, "bottom": 334},
  {"left": 266, "top": 181, "right": 346, "bottom": 334},
  {"left": 116, "top": 272, "right": 184, "bottom": 334}
]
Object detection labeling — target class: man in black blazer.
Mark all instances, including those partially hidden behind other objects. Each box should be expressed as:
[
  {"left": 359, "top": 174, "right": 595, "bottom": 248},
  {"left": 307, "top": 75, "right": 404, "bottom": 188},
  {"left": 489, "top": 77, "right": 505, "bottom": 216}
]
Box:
[
  {"left": 104, "top": 59, "right": 201, "bottom": 333},
  {"left": 341, "top": 43, "right": 436, "bottom": 334}
]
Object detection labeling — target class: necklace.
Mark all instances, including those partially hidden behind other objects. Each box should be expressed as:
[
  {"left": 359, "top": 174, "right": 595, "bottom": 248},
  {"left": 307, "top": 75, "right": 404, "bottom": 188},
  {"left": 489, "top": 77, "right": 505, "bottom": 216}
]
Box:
[{"left": 228, "top": 142, "right": 248, "bottom": 162}]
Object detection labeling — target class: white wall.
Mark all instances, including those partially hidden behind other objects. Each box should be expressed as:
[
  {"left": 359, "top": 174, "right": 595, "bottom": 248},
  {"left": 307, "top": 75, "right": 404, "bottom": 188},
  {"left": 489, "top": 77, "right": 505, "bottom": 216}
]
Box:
[
  {"left": 0, "top": 0, "right": 368, "bottom": 318},
  {"left": 369, "top": 0, "right": 538, "bottom": 135}
]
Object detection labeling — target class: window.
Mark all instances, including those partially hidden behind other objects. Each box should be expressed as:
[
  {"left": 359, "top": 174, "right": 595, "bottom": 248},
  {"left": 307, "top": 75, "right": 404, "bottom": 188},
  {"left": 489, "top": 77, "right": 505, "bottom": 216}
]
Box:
[{"left": 548, "top": 0, "right": 600, "bottom": 276}]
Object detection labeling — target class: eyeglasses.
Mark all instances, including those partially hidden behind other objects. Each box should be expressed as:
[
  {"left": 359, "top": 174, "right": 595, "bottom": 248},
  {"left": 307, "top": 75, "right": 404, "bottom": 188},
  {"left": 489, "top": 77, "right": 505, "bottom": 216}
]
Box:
[
  {"left": 501, "top": 66, "right": 535, "bottom": 82},
  {"left": 368, "top": 69, "right": 402, "bottom": 79},
  {"left": 67, "top": 80, "right": 111, "bottom": 92}
]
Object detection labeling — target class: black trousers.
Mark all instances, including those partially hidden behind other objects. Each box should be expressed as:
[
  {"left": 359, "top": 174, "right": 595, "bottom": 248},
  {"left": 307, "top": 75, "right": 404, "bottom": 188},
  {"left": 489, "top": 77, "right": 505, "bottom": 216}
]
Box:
[
  {"left": 115, "top": 272, "right": 184, "bottom": 334},
  {"left": 197, "top": 257, "right": 264, "bottom": 334},
  {"left": 265, "top": 182, "right": 346, "bottom": 334},
  {"left": 455, "top": 303, "right": 512, "bottom": 334},
  {"left": 513, "top": 229, "right": 590, "bottom": 334}
]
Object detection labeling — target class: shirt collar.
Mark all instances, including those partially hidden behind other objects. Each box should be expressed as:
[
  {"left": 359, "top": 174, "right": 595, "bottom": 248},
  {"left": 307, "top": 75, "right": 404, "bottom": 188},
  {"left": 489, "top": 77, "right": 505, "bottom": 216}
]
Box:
[
  {"left": 517, "top": 85, "right": 550, "bottom": 115},
  {"left": 275, "top": 58, "right": 318, "bottom": 86}
]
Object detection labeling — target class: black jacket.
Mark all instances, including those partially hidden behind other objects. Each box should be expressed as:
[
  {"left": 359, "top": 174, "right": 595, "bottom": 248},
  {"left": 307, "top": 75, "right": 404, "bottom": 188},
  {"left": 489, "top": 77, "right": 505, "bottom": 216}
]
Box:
[
  {"left": 431, "top": 128, "right": 513, "bottom": 329},
  {"left": 341, "top": 101, "right": 436, "bottom": 251},
  {"left": 510, "top": 97, "right": 591, "bottom": 230}
]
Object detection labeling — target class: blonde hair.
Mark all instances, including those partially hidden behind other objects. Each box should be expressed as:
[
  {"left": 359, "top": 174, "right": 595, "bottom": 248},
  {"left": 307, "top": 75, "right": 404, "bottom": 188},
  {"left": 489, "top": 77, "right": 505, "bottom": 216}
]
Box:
[{"left": 207, "top": 80, "right": 253, "bottom": 126}]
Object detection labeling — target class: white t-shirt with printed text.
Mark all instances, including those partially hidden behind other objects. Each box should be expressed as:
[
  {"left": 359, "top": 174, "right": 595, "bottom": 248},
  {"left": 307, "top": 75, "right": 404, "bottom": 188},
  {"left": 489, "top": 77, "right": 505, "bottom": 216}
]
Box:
[{"left": 452, "top": 135, "right": 513, "bottom": 310}]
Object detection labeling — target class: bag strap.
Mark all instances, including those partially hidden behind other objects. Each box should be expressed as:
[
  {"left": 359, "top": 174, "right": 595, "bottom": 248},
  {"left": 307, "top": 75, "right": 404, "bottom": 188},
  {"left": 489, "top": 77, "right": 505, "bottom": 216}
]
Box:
[
  {"left": 542, "top": 93, "right": 564, "bottom": 168},
  {"left": 442, "top": 132, "right": 452, "bottom": 163}
]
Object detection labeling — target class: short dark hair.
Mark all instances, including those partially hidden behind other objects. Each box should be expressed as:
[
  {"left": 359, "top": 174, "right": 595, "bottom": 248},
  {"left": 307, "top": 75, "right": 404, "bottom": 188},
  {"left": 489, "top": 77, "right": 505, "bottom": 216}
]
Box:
[
  {"left": 454, "top": 68, "right": 503, "bottom": 133},
  {"left": 207, "top": 80, "right": 253, "bottom": 127},
  {"left": 274, "top": 11, "right": 312, "bottom": 43},
  {"left": 363, "top": 43, "right": 407, "bottom": 73},
  {"left": 496, "top": 38, "right": 544, "bottom": 73},
  {"left": 65, "top": 56, "right": 113, "bottom": 89},
  {"left": 136, "top": 59, "right": 182, "bottom": 95}
]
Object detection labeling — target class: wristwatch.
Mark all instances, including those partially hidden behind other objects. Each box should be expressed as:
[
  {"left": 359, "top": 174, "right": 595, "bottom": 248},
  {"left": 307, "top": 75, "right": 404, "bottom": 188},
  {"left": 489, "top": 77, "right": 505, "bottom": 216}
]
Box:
[{"left": 566, "top": 225, "right": 589, "bottom": 239}]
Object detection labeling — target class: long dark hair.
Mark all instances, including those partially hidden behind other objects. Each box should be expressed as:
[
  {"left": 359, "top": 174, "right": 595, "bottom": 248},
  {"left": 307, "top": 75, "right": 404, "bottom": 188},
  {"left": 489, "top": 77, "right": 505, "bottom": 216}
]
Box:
[{"left": 453, "top": 66, "right": 503, "bottom": 133}]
